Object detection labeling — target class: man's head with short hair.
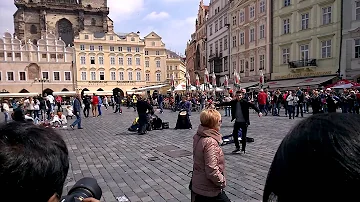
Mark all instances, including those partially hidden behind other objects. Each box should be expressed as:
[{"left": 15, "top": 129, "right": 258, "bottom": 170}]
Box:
[
  {"left": 235, "top": 91, "right": 243, "bottom": 101},
  {"left": 0, "top": 122, "right": 69, "bottom": 202}
]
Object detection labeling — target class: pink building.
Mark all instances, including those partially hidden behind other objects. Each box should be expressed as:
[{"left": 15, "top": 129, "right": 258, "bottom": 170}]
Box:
[{"left": 229, "top": 0, "right": 271, "bottom": 86}]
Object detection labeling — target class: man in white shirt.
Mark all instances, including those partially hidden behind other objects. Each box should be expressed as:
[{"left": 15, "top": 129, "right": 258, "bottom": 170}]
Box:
[
  {"left": 2, "top": 100, "right": 10, "bottom": 123},
  {"left": 46, "top": 94, "right": 55, "bottom": 112}
]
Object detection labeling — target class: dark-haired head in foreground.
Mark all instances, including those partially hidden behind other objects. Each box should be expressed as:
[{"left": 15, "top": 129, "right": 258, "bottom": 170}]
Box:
[
  {"left": 0, "top": 122, "right": 69, "bottom": 202},
  {"left": 263, "top": 113, "right": 360, "bottom": 202}
]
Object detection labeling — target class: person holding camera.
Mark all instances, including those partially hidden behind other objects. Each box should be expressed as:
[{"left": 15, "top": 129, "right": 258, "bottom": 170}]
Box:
[{"left": 0, "top": 122, "right": 101, "bottom": 202}]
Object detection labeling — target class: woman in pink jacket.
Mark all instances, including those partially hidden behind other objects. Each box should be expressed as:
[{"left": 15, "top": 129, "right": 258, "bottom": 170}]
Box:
[{"left": 191, "top": 109, "right": 230, "bottom": 202}]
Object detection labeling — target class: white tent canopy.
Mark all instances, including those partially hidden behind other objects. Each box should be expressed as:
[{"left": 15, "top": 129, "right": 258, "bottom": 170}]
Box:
[
  {"left": 0, "top": 93, "right": 39, "bottom": 98},
  {"left": 84, "top": 91, "right": 113, "bottom": 96},
  {"left": 53, "top": 91, "right": 77, "bottom": 96},
  {"left": 135, "top": 84, "right": 168, "bottom": 92},
  {"left": 331, "top": 83, "right": 356, "bottom": 89}
]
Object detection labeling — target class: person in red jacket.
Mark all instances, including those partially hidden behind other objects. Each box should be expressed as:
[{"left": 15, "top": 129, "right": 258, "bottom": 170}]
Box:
[
  {"left": 258, "top": 89, "right": 268, "bottom": 115},
  {"left": 91, "top": 94, "right": 99, "bottom": 117}
]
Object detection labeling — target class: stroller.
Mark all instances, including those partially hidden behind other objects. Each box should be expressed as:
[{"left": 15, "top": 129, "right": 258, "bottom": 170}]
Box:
[{"left": 175, "top": 110, "right": 192, "bottom": 129}]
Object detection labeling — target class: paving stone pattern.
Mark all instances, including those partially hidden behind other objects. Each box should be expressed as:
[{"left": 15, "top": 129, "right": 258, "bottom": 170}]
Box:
[{"left": 3, "top": 107, "right": 310, "bottom": 202}]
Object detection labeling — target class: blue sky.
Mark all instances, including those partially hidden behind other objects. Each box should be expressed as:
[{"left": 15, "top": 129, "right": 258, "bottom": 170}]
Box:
[{"left": 0, "top": 0, "right": 210, "bottom": 55}]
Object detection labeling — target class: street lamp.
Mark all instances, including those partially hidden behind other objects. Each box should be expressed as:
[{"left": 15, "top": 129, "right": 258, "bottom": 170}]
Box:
[{"left": 34, "top": 78, "right": 50, "bottom": 96}]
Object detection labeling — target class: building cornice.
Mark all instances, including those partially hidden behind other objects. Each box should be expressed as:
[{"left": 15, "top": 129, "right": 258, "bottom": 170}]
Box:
[{"left": 206, "top": 4, "right": 230, "bottom": 24}]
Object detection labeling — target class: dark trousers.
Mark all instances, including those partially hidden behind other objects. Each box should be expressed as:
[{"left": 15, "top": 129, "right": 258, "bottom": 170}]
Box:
[
  {"left": 259, "top": 104, "right": 267, "bottom": 115},
  {"left": 83, "top": 106, "right": 90, "bottom": 117},
  {"left": 138, "top": 113, "right": 147, "bottom": 133},
  {"left": 114, "top": 104, "right": 122, "bottom": 113},
  {"left": 195, "top": 191, "right": 231, "bottom": 202},
  {"left": 296, "top": 103, "right": 303, "bottom": 117},
  {"left": 232, "top": 122, "right": 248, "bottom": 151},
  {"left": 288, "top": 105, "right": 295, "bottom": 119}
]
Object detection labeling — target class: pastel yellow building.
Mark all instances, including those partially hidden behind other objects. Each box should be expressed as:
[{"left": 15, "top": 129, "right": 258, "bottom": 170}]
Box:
[
  {"left": 166, "top": 50, "right": 186, "bottom": 86},
  {"left": 272, "top": 0, "right": 341, "bottom": 82},
  {"left": 73, "top": 31, "right": 167, "bottom": 96}
]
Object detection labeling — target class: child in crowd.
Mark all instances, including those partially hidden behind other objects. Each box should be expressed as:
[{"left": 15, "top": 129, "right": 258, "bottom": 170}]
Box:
[{"left": 66, "top": 105, "right": 74, "bottom": 119}]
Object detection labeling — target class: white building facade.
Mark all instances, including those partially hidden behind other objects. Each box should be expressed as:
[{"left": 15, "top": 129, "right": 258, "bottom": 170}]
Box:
[
  {"left": 206, "top": 0, "right": 230, "bottom": 85},
  {"left": 341, "top": 0, "right": 360, "bottom": 82}
]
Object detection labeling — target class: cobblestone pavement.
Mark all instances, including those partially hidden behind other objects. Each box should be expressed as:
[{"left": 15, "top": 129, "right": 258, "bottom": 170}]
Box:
[{"left": 2, "top": 107, "right": 310, "bottom": 202}]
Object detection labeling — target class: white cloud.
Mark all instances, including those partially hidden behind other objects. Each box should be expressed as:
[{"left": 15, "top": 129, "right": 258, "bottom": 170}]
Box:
[
  {"left": 108, "top": 0, "right": 145, "bottom": 19},
  {"left": 143, "top": 12, "right": 170, "bottom": 20}
]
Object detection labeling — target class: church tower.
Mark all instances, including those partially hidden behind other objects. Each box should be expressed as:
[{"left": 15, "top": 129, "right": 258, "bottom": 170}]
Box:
[{"left": 13, "top": 0, "right": 111, "bottom": 46}]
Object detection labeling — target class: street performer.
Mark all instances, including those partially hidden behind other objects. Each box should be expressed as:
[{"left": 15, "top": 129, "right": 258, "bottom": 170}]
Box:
[{"left": 218, "top": 90, "right": 262, "bottom": 154}]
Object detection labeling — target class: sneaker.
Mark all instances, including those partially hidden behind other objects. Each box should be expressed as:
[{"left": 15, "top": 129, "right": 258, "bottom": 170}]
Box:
[
  {"left": 78, "top": 127, "right": 83, "bottom": 129},
  {"left": 70, "top": 125, "right": 74, "bottom": 130},
  {"left": 232, "top": 148, "right": 240, "bottom": 153}
]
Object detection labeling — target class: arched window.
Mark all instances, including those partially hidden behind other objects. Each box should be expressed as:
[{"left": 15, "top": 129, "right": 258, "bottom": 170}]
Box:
[
  {"left": 30, "top": 25, "right": 37, "bottom": 34},
  {"left": 91, "top": 18, "right": 96, "bottom": 26}
]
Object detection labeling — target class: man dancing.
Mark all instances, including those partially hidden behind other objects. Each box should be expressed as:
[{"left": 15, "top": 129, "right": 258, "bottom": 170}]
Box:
[{"left": 219, "top": 90, "right": 262, "bottom": 153}]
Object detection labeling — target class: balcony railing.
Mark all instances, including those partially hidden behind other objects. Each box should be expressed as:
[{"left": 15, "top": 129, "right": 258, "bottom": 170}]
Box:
[
  {"left": 208, "top": 52, "right": 223, "bottom": 62},
  {"left": 288, "top": 59, "right": 317, "bottom": 68}
]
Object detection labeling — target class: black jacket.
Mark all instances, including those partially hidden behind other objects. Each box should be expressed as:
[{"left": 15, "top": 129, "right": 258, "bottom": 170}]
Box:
[
  {"left": 220, "top": 99, "right": 260, "bottom": 125},
  {"left": 136, "top": 100, "right": 154, "bottom": 114}
]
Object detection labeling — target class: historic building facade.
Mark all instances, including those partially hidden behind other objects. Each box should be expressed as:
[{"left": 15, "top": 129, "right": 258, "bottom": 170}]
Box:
[
  {"left": 166, "top": 50, "right": 186, "bottom": 86},
  {"left": 194, "top": 0, "right": 209, "bottom": 83},
  {"left": 272, "top": 0, "right": 341, "bottom": 81},
  {"left": 13, "top": 0, "right": 112, "bottom": 46},
  {"left": 185, "top": 33, "right": 197, "bottom": 84},
  {"left": 229, "top": 0, "right": 271, "bottom": 85},
  {"left": 340, "top": 0, "right": 360, "bottom": 82},
  {"left": 74, "top": 31, "right": 167, "bottom": 95},
  {"left": 206, "top": 0, "right": 230, "bottom": 86},
  {"left": 0, "top": 32, "right": 75, "bottom": 94}
]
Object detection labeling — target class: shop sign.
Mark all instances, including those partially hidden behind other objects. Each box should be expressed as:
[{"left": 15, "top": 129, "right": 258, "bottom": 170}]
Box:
[{"left": 274, "top": 71, "right": 333, "bottom": 80}]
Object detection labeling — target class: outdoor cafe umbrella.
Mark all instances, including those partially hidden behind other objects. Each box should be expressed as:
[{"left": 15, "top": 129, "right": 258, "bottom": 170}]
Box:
[
  {"left": 204, "top": 68, "right": 209, "bottom": 84},
  {"left": 259, "top": 70, "right": 265, "bottom": 89},
  {"left": 224, "top": 75, "right": 229, "bottom": 88},
  {"left": 195, "top": 74, "right": 200, "bottom": 88},
  {"left": 212, "top": 72, "right": 217, "bottom": 87}
]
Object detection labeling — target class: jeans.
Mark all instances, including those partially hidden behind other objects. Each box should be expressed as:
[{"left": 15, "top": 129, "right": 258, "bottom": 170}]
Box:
[
  {"left": 296, "top": 103, "right": 303, "bottom": 117},
  {"left": 224, "top": 107, "right": 231, "bottom": 116},
  {"left": 114, "top": 104, "right": 122, "bottom": 113},
  {"left": 232, "top": 122, "right": 248, "bottom": 151},
  {"left": 200, "top": 103, "right": 205, "bottom": 111},
  {"left": 159, "top": 102, "right": 163, "bottom": 112},
  {"left": 97, "top": 104, "right": 102, "bottom": 116},
  {"left": 288, "top": 105, "right": 295, "bottom": 119},
  {"left": 194, "top": 190, "right": 231, "bottom": 202},
  {"left": 34, "top": 110, "right": 40, "bottom": 119},
  {"left": 4, "top": 112, "right": 9, "bottom": 123},
  {"left": 273, "top": 103, "right": 280, "bottom": 115},
  {"left": 259, "top": 104, "right": 267, "bottom": 114},
  {"left": 71, "top": 113, "right": 82, "bottom": 128}
]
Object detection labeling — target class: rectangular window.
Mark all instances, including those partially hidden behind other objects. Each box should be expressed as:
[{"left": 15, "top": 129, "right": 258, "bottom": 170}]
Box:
[
  {"left": 7, "top": 72, "right": 14, "bottom": 81},
  {"left": 127, "top": 57, "right": 132, "bottom": 65},
  {"left": 146, "top": 73, "right": 150, "bottom": 81},
  {"left": 90, "top": 56, "right": 95, "bottom": 64},
  {"left": 110, "top": 46, "right": 114, "bottom": 51},
  {"left": 240, "top": 11, "right": 244, "bottom": 22},
  {"left": 232, "top": 61, "right": 236, "bottom": 74},
  {"left": 300, "top": 44, "right": 309, "bottom": 60},
  {"left": 90, "top": 45, "right": 94, "bottom": 51},
  {"left": 99, "top": 56, "right": 104, "bottom": 65},
  {"left": 156, "top": 60, "right": 161, "bottom": 68},
  {"left": 53, "top": 72, "right": 60, "bottom": 81},
  {"left": 250, "top": 6, "right": 255, "bottom": 18},
  {"left": 19, "top": 72, "right": 26, "bottom": 81},
  {"left": 232, "top": 16, "right": 237, "bottom": 26},
  {"left": 215, "top": 20, "right": 218, "bottom": 32},
  {"left": 259, "top": 25, "right": 265, "bottom": 39},
  {"left": 156, "top": 73, "right": 161, "bottom": 82},
  {"left": 136, "top": 57, "right": 141, "bottom": 65},
  {"left": 145, "top": 60, "right": 149, "bottom": 67},
  {"left": 322, "top": 7, "right": 332, "bottom": 25},
  {"left": 240, "top": 32, "right": 244, "bottom": 45},
  {"left": 210, "top": 44, "right": 213, "bottom": 55},
  {"left": 219, "top": 17, "right": 223, "bottom": 29},
  {"left": 224, "top": 36, "right": 228, "bottom": 50},
  {"left": 250, "top": 57, "right": 255, "bottom": 71},
  {"left": 283, "top": 18, "right": 290, "bottom": 34},
  {"left": 110, "top": 57, "right": 115, "bottom": 65},
  {"left": 135, "top": 47, "right": 140, "bottom": 52},
  {"left": 128, "top": 71, "right": 133, "bottom": 81},
  {"left": 136, "top": 72, "right": 141, "bottom": 81},
  {"left": 118, "top": 57, "right": 123, "bottom": 65},
  {"left": 156, "top": 51, "right": 160, "bottom": 55},
  {"left": 259, "top": 55, "right": 265, "bottom": 70},
  {"left": 127, "top": 47, "right": 131, "bottom": 52},
  {"left": 219, "top": 39, "right": 223, "bottom": 52},
  {"left": 240, "top": 59, "right": 244, "bottom": 72},
  {"left": 98, "top": 46, "right": 103, "bottom": 51},
  {"left": 282, "top": 48, "right": 290, "bottom": 64},
  {"left": 91, "top": 72, "right": 96, "bottom": 80},
  {"left": 260, "top": 0, "right": 266, "bottom": 13},
  {"left": 0, "top": 72, "right": 1, "bottom": 81},
  {"left": 355, "top": 39, "right": 360, "bottom": 58},
  {"left": 118, "top": 47, "right": 123, "bottom": 52},
  {"left": 80, "top": 45, "right": 85, "bottom": 51},
  {"left": 64, "top": 72, "right": 71, "bottom": 81},
  {"left": 145, "top": 51, "right": 149, "bottom": 55},
  {"left": 284, "top": 0, "right": 290, "bottom": 7},
  {"left": 224, "top": 57, "right": 228, "bottom": 71},
  {"left": 42, "top": 72, "right": 49, "bottom": 79},
  {"left": 119, "top": 72, "right": 124, "bottom": 80},
  {"left": 81, "top": 72, "right": 86, "bottom": 81},
  {"left": 321, "top": 40, "right": 332, "bottom": 58},
  {"left": 250, "top": 28, "right": 255, "bottom": 42},
  {"left": 99, "top": 72, "right": 105, "bottom": 81},
  {"left": 356, "top": 2, "right": 360, "bottom": 20},
  {"left": 209, "top": 24, "right": 213, "bottom": 35},
  {"left": 232, "top": 36, "right": 237, "bottom": 47},
  {"left": 110, "top": 71, "right": 116, "bottom": 81},
  {"left": 215, "top": 41, "right": 218, "bottom": 54},
  {"left": 301, "top": 13, "right": 309, "bottom": 30},
  {"left": 80, "top": 56, "right": 86, "bottom": 64}
]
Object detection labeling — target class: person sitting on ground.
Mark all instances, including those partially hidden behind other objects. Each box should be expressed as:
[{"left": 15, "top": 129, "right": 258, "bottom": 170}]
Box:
[
  {"left": 66, "top": 105, "right": 74, "bottom": 119},
  {"left": 0, "top": 122, "right": 99, "bottom": 202},
  {"left": 263, "top": 113, "right": 360, "bottom": 202}
]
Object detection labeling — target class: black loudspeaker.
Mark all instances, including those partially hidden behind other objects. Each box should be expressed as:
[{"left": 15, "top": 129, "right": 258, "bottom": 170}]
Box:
[{"left": 162, "top": 122, "right": 169, "bottom": 129}]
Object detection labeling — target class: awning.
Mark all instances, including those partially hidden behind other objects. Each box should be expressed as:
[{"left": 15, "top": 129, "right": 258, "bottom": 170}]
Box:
[
  {"left": 53, "top": 91, "right": 77, "bottom": 96},
  {"left": 239, "top": 82, "right": 259, "bottom": 89},
  {"left": 265, "top": 76, "right": 336, "bottom": 89},
  {"left": 84, "top": 91, "right": 113, "bottom": 96},
  {"left": 135, "top": 84, "right": 168, "bottom": 92},
  {"left": 0, "top": 93, "right": 39, "bottom": 98}
]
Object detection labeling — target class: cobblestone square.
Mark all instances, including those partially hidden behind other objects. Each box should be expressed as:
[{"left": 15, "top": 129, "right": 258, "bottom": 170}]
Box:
[{"left": 55, "top": 107, "right": 309, "bottom": 202}]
